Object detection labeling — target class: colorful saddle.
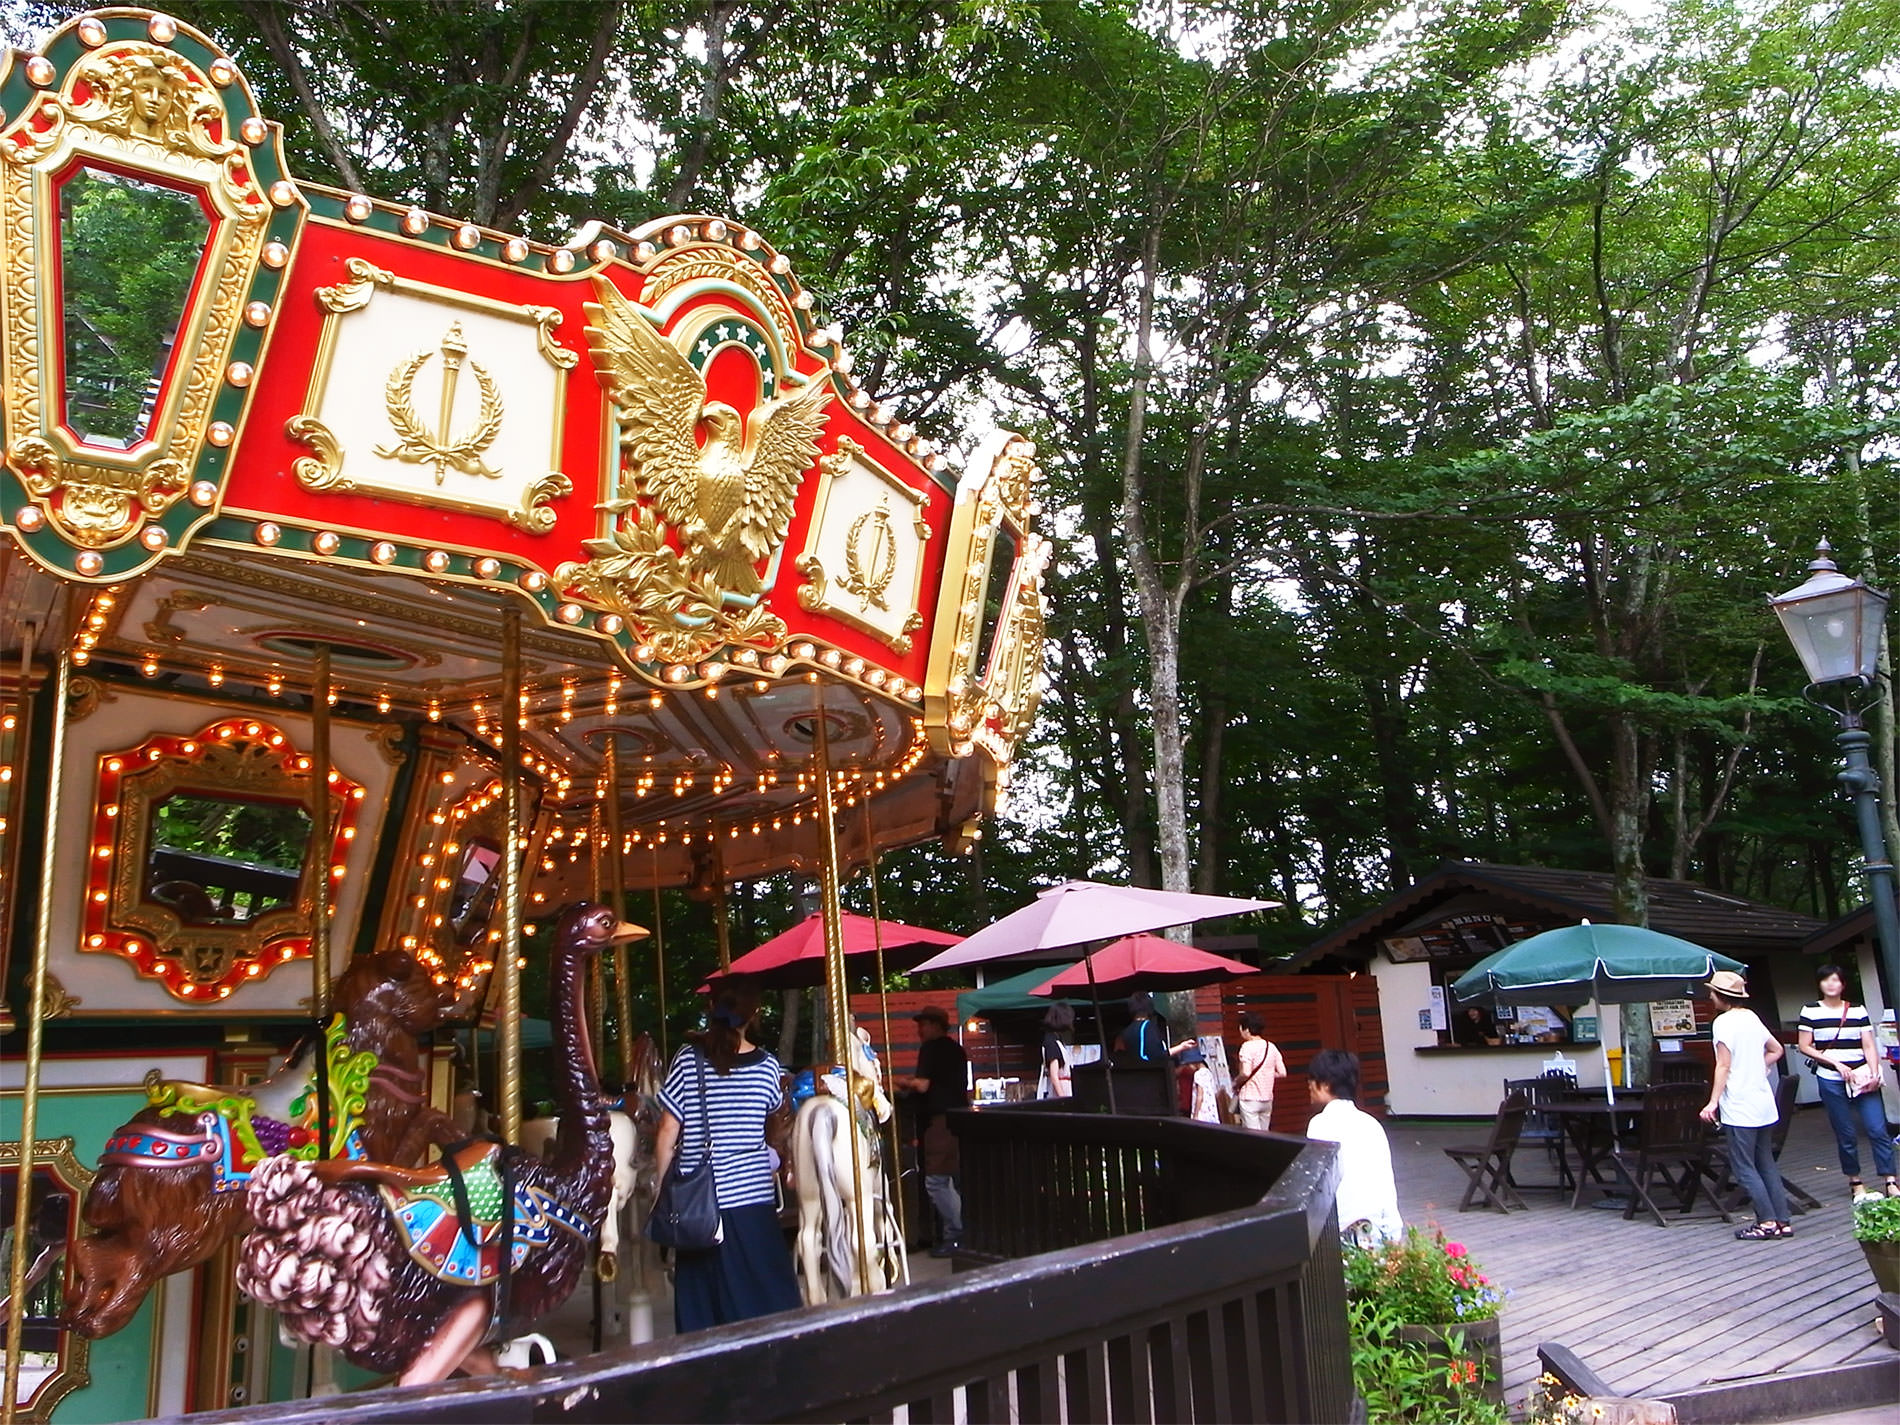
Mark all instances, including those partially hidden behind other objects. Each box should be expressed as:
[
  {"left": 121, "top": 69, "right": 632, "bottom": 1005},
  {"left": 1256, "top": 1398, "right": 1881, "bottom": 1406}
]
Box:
[{"left": 378, "top": 1145, "right": 595, "bottom": 1287}]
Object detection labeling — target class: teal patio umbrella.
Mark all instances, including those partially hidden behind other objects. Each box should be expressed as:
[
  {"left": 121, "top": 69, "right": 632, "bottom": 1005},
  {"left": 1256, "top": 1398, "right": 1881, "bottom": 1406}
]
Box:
[
  {"left": 1450, "top": 923, "right": 1745, "bottom": 1007},
  {"left": 1451, "top": 922, "right": 1745, "bottom": 1106},
  {"left": 956, "top": 965, "right": 1088, "bottom": 1022}
]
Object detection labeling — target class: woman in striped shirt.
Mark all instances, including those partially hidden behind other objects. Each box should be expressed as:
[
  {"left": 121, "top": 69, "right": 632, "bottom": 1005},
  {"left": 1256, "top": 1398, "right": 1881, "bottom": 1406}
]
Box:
[
  {"left": 653, "top": 975, "right": 801, "bottom": 1331},
  {"left": 1795, "top": 965, "right": 1895, "bottom": 1202}
]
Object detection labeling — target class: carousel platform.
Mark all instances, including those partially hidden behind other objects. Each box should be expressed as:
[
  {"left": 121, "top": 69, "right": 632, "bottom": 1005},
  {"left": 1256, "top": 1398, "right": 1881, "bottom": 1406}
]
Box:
[{"left": 1386, "top": 1107, "right": 1895, "bottom": 1410}]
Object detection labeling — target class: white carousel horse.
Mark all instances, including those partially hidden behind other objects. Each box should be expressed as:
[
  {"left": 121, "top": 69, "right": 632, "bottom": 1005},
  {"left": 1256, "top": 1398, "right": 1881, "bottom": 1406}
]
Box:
[
  {"left": 522, "top": 1109, "right": 637, "bottom": 1270},
  {"left": 792, "top": 1028, "right": 908, "bottom": 1304}
]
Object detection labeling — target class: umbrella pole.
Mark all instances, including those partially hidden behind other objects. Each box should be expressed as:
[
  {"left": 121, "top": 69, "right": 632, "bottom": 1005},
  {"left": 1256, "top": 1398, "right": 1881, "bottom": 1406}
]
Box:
[{"left": 1086, "top": 954, "right": 1117, "bottom": 1114}]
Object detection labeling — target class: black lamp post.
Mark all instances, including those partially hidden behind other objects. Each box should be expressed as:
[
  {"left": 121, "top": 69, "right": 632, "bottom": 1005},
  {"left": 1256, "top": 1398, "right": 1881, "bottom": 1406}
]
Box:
[{"left": 1768, "top": 541, "right": 1899, "bottom": 1007}]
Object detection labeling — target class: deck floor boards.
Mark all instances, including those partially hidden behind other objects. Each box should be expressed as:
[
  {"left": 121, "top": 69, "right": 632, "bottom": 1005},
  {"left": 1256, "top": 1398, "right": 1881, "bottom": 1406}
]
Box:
[{"left": 1387, "top": 1108, "right": 1892, "bottom": 1407}]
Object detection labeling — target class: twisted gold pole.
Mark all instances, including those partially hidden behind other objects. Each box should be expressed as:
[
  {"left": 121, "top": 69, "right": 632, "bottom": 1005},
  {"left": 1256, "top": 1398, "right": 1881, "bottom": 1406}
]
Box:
[
  {"left": 3, "top": 635, "right": 66, "bottom": 1425},
  {"left": 603, "top": 735, "right": 633, "bottom": 1080},
  {"left": 861, "top": 799, "right": 909, "bottom": 1248},
  {"left": 813, "top": 687, "right": 874, "bottom": 1292},
  {"left": 498, "top": 604, "right": 524, "bottom": 1143}
]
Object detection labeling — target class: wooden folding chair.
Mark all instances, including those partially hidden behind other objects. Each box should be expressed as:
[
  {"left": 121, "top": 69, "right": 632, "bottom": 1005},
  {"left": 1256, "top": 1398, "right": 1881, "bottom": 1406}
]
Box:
[
  {"left": 1611, "top": 1082, "right": 1731, "bottom": 1226},
  {"left": 1505, "top": 1073, "right": 1576, "bottom": 1192},
  {"left": 1444, "top": 1093, "right": 1531, "bottom": 1213}
]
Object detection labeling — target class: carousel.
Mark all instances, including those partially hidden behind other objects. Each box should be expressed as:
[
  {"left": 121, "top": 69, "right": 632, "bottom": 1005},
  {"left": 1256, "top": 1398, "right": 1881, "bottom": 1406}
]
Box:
[{"left": 0, "top": 7, "right": 1046, "bottom": 1419}]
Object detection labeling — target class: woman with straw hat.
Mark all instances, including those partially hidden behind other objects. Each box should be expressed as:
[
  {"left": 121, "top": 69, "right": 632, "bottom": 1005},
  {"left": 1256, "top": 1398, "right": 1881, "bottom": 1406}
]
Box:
[{"left": 1698, "top": 969, "right": 1793, "bottom": 1240}]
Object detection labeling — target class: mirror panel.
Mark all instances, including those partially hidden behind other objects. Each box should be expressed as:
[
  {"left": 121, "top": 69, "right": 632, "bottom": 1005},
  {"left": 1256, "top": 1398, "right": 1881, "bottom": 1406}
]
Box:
[
  {"left": 57, "top": 166, "right": 211, "bottom": 449},
  {"left": 446, "top": 837, "right": 503, "bottom": 947},
  {"left": 86, "top": 719, "right": 365, "bottom": 1002},
  {"left": 144, "top": 793, "right": 311, "bottom": 925},
  {"left": 0, "top": 1140, "right": 92, "bottom": 1421}
]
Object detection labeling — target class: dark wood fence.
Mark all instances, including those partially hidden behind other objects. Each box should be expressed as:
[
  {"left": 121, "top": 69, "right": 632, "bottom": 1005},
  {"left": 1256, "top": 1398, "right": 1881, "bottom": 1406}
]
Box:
[{"left": 172, "top": 1112, "right": 1353, "bottom": 1425}]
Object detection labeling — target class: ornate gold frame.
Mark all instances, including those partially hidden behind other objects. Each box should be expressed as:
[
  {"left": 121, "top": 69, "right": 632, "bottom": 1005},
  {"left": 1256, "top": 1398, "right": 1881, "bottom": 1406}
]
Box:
[
  {"left": 287, "top": 255, "right": 576, "bottom": 533},
  {"left": 795, "top": 436, "right": 930, "bottom": 654},
  {"left": 0, "top": 20, "right": 296, "bottom": 561},
  {"left": 84, "top": 716, "right": 363, "bottom": 1001},
  {"left": 0, "top": 1137, "right": 93, "bottom": 1425},
  {"left": 921, "top": 433, "right": 1048, "bottom": 768}
]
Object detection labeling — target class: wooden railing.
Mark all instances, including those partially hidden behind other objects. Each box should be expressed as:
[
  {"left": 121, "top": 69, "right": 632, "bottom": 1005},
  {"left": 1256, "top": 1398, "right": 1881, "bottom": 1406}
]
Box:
[{"left": 175, "top": 1111, "right": 1352, "bottom": 1425}]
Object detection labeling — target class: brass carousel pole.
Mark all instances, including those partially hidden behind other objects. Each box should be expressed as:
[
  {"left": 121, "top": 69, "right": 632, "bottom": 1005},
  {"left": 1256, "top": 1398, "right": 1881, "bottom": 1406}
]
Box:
[
  {"left": 812, "top": 688, "right": 873, "bottom": 1293},
  {"left": 603, "top": 734, "right": 634, "bottom": 1080},
  {"left": 309, "top": 645, "right": 333, "bottom": 1160},
  {"left": 860, "top": 799, "right": 909, "bottom": 1248},
  {"left": 3, "top": 627, "right": 67, "bottom": 1425},
  {"left": 497, "top": 605, "right": 524, "bottom": 1143},
  {"left": 647, "top": 844, "right": 668, "bottom": 1062}
]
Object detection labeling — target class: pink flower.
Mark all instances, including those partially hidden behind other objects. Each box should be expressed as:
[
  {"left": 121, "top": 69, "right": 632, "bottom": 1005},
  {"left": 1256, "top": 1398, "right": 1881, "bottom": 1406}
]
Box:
[{"left": 1445, "top": 1242, "right": 1468, "bottom": 1259}]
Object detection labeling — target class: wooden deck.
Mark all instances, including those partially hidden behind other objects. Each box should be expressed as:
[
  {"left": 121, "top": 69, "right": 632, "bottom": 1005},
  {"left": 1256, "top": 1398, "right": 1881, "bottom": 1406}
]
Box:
[{"left": 1388, "top": 1107, "right": 1895, "bottom": 1407}]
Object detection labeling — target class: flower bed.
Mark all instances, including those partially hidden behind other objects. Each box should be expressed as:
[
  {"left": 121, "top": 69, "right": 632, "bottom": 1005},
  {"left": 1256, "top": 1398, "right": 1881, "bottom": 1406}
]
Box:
[{"left": 1344, "top": 1228, "right": 1508, "bottom": 1423}]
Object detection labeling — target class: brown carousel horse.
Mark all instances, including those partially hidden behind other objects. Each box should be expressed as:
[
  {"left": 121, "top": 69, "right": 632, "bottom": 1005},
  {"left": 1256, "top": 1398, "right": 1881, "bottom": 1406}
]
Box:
[{"left": 64, "top": 950, "right": 475, "bottom": 1340}]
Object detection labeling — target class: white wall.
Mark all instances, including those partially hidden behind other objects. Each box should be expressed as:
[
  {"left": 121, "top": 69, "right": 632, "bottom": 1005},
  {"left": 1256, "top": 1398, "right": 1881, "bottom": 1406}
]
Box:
[
  {"left": 1858, "top": 943, "right": 1897, "bottom": 1122},
  {"left": 1372, "top": 959, "right": 1607, "bottom": 1117}
]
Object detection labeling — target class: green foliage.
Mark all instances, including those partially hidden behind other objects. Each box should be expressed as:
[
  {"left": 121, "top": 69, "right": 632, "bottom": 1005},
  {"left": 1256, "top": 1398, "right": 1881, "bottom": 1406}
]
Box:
[
  {"left": 1347, "top": 1298, "right": 1511, "bottom": 1425},
  {"left": 1344, "top": 1228, "right": 1505, "bottom": 1324},
  {"left": 1852, "top": 1192, "right": 1900, "bottom": 1243}
]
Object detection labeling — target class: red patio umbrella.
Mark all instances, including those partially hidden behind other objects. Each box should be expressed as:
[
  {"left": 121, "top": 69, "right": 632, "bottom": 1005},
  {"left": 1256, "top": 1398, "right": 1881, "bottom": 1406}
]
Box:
[
  {"left": 1028, "top": 934, "right": 1256, "bottom": 999},
  {"left": 703, "top": 911, "right": 962, "bottom": 989}
]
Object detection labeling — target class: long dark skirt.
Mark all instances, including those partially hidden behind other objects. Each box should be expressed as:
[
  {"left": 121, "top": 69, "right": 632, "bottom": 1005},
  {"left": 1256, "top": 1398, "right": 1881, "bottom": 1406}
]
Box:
[{"left": 672, "top": 1202, "right": 801, "bottom": 1333}]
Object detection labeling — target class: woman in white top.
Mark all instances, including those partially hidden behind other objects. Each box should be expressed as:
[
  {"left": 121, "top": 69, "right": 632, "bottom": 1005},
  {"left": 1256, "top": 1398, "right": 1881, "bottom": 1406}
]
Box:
[
  {"left": 1698, "top": 970, "right": 1792, "bottom": 1239},
  {"left": 1795, "top": 964, "right": 1895, "bottom": 1200},
  {"left": 1305, "top": 1048, "right": 1402, "bottom": 1244}
]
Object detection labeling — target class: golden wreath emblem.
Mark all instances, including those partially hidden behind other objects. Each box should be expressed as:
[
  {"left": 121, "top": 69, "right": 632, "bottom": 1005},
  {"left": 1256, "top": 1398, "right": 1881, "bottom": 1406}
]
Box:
[
  {"left": 377, "top": 322, "right": 503, "bottom": 482},
  {"left": 840, "top": 499, "right": 899, "bottom": 612}
]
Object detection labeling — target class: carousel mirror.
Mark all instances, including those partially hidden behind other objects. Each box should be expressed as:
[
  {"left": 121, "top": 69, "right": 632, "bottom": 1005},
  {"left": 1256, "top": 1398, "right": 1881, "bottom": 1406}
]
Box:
[
  {"left": 0, "top": 1141, "right": 92, "bottom": 1421},
  {"left": 56, "top": 165, "right": 211, "bottom": 449},
  {"left": 88, "top": 720, "right": 366, "bottom": 1002},
  {"left": 445, "top": 837, "right": 503, "bottom": 946},
  {"left": 143, "top": 793, "right": 311, "bottom": 925}
]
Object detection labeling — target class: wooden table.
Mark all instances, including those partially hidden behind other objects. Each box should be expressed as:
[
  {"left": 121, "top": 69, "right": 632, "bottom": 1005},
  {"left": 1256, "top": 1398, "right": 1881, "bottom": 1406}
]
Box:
[{"left": 1545, "top": 1097, "right": 1647, "bottom": 1208}]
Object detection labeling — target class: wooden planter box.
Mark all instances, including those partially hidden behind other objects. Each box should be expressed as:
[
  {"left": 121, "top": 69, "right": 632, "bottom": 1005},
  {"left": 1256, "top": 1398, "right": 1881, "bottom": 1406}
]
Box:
[
  {"left": 1398, "top": 1316, "right": 1505, "bottom": 1406},
  {"left": 1862, "top": 1238, "right": 1900, "bottom": 1296}
]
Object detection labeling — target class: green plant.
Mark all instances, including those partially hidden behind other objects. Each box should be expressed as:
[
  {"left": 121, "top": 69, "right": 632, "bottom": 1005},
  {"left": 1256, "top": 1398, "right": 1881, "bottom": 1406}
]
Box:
[
  {"left": 1348, "top": 1298, "right": 1510, "bottom": 1425},
  {"left": 1852, "top": 1194, "right": 1900, "bottom": 1243},
  {"left": 1344, "top": 1227, "right": 1504, "bottom": 1323}
]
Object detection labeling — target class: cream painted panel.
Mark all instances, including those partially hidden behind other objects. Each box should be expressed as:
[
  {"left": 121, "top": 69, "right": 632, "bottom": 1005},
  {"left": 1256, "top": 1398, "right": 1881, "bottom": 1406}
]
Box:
[{"left": 312, "top": 289, "right": 563, "bottom": 522}]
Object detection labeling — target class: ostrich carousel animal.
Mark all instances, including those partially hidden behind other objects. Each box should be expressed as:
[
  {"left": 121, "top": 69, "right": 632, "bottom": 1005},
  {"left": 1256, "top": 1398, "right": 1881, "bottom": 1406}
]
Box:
[
  {"left": 792, "top": 1027, "right": 908, "bottom": 1303},
  {"left": 65, "top": 950, "right": 474, "bottom": 1340},
  {"left": 521, "top": 1031, "right": 662, "bottom": 1281},
  {"left": 236, "top": 903, "right": 643, "bottom": 1385}
]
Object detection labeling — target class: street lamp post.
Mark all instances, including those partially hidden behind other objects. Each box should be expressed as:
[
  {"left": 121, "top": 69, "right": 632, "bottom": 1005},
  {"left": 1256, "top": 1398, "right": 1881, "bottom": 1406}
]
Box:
[{"left": 1768, "top": 541, "right": 1899, "bottom": 1009}]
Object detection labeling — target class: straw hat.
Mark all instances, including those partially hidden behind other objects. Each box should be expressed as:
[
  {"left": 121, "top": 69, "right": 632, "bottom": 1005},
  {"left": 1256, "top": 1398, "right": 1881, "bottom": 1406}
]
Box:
[{"left": 1705, "top": 969, "right": 1749, "bottom": 998}]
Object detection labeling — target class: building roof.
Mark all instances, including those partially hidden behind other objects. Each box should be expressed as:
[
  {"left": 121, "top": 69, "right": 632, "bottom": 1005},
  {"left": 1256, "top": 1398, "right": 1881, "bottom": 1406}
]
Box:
[
  {"left": 1802, "top": 902, "right": 1890, "bottom": 959},
  {"left": 1285, "top": 861, "right": 1825, "bottom": 969}
]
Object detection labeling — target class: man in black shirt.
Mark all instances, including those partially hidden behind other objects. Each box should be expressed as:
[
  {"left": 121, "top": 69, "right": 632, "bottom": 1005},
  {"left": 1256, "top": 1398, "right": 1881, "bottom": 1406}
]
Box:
[{"left": 901, "top": 1005, "right": 968, "bottom": 1256}]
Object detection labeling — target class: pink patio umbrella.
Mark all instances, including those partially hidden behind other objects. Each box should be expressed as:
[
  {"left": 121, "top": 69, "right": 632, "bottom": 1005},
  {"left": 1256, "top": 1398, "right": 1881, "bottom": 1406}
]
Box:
[
  {"left": 913, "top": 881, "right": 1276, "bottom": 1111},
  {"left": 910, "top": 880, "right": 1277, "bottom": 974},
  {"left": 702, "top": 911, "right": 962, "bottom": 990}
]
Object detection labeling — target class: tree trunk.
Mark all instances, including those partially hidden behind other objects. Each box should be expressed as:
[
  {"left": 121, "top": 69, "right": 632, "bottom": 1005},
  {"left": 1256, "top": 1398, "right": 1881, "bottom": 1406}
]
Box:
[
  {"left": 1607, "top": 715, "right": 1654, "bottom": 1084},
  {"left": 1194, "top": 697, "right": 1226, "bottom": 895}
]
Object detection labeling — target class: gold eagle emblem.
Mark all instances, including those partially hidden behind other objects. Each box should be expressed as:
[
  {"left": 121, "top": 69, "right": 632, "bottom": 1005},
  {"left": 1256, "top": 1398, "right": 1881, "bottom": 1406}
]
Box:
[{"left": 584, "top": 278, "right": 833, "bottom": 598}]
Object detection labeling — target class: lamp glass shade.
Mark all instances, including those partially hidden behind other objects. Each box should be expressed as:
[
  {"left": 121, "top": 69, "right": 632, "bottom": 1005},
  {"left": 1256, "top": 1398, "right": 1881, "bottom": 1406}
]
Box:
[{"left": 1769, "top": 568, "right": 1891, "bottom": 685}]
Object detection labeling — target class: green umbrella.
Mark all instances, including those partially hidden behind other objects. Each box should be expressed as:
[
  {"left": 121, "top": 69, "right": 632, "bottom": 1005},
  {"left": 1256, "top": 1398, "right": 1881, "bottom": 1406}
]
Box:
[
  {"left": 1450, "top": 923, "right": 1747, "bottom": 1008},
  {"left": 956, "top": 965, "right": 1087, "bottom": 1021}
]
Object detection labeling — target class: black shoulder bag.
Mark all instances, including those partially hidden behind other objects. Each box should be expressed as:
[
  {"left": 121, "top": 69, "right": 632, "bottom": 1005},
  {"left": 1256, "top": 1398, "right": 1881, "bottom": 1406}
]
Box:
[{"left": 647, "top": 1047, "right": 724, "bottom": 1251}]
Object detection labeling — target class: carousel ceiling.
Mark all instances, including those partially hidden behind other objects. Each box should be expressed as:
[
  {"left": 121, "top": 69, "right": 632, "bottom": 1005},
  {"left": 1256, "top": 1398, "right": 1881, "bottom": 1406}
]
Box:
[{"left": 0, "top": 5, "right": 1049, "bottom": 886}]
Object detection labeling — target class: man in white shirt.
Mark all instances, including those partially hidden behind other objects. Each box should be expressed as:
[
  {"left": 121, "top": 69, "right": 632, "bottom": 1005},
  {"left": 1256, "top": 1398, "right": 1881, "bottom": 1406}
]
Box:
[
  {"left": 1305, "top": 1049, "right": 1403, "bottom": 1244},
  {"left": 1699, "top": 969, "right": 1791, "bottom": 1239}
]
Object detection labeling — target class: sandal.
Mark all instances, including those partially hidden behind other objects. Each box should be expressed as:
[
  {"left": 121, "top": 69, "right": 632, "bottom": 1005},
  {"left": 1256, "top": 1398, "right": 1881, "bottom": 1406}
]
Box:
[
  {"left": 1777, "top": 1222, "right": 1794, "bottom": 1237},
  {"left": 1735, "top": 1222, "right": 1783, "bottom": 1240},
  {"left": 1885, "top": 1179, "right": 1900, "bottom": 1198}
]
